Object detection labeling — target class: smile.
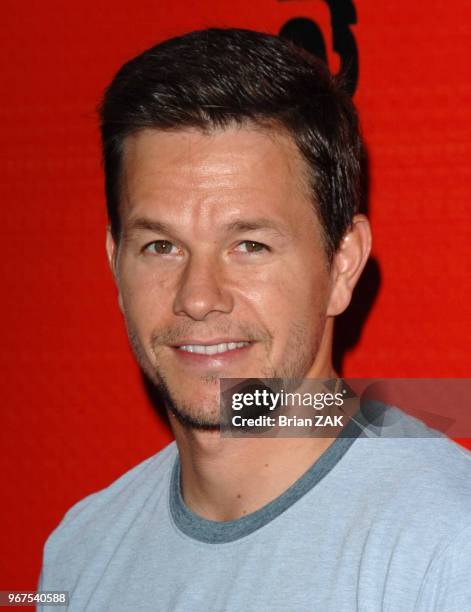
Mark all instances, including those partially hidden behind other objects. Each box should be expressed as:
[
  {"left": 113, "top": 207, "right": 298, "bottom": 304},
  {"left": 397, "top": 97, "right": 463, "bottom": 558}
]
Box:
[{"left": 177, "top": 341, "right": 250, "bottom": 355}]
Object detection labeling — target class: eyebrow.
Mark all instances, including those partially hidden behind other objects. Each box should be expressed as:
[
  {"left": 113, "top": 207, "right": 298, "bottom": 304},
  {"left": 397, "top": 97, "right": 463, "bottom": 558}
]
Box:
[
  {"left": 223, "top": 218, "right": 287, "bottom": 236},
  {"left": 123, "top": 216, "right": 288, "bottom": 238},
  {"left": 123, "top": 218, "right": 172, "bottom": 237}
]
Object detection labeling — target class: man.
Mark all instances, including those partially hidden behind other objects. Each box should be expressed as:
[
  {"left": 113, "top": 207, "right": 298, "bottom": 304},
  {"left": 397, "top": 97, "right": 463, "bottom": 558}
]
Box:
[{"left": 39, "top": 28, "right": 471, "bottom": 610}]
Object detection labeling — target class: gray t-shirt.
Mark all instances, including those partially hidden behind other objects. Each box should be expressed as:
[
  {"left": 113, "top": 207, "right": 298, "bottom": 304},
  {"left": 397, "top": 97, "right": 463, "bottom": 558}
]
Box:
[{"left": 38, "top": 407, "right": 471, "bottom": 611}]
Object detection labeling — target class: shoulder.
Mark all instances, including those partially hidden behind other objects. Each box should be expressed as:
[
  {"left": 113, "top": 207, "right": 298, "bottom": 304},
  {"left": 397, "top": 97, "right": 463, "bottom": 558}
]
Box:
[
  {"left": 41, "top": 441, "right": 177, "bottom": 576},
  {"left": 58, "top": 440, "right": 177, "bottom": 526},
  {"left": 352, "top": 406, "right": 471, "bottom": 533}
]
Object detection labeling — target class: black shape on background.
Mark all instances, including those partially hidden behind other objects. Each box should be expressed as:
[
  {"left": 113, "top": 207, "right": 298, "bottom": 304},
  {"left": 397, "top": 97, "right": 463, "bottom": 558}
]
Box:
[
  {"left": 279, "top": 0, "right": 359, "bottom": 95},
  {"left": 280, "top": 17, "right": 327, "bottom": 63}
]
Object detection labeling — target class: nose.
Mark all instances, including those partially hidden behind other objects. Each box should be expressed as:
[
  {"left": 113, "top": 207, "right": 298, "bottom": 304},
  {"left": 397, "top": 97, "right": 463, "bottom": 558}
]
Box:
[{"left": 172, "top": 253, "right": 234, "bottom": 321}]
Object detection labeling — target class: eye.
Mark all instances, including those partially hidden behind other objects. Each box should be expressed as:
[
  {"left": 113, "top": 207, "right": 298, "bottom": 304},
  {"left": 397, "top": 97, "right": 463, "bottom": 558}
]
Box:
[
  {"left": 143, "top": 240, "right": 181, "bottom": 255},
  {"left": 235, "top": 240, "right": 269, "bottom": 253}
]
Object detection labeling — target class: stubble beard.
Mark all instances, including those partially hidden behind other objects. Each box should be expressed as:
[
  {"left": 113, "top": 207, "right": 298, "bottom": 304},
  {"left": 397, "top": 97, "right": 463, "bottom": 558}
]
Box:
[{"left": 124, "top": 317, "right": 323, "bottom": 432}]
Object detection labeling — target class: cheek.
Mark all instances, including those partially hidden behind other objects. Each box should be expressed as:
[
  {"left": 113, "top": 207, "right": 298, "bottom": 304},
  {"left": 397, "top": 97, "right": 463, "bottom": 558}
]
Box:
[
  {"left": 118, "top": 266, "right": 173, "bottom": 333},
  {"left": 232, "top": 267, "right": 290, "bottom": 323},
  {"left": 237, "top": 262, "right": 330, "bottom": 323}
]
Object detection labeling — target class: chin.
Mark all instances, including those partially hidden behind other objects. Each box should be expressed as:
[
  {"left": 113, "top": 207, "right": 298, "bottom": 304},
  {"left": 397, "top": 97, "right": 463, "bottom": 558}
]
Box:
[
  {"left": 167, "top": 400, "right": 222, "bottom": 431},
  {"left": 158, "top": 377, "right": 222, "bottom": 429},
  {"left": 170, "top": 409, "right": 221, "bottom": 431}
]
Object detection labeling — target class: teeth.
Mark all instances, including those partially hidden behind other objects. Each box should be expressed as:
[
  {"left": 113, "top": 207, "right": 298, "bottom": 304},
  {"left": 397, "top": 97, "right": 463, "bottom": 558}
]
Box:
[{"left": 179, "top": 341, "right": 250, "bottom": 355}]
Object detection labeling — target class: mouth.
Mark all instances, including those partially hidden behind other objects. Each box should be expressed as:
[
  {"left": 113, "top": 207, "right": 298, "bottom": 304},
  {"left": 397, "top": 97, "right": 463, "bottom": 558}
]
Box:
[
  {"left": 176, "top": 340, "right": 251, "bottom": 355},
  {"left": 169, "top": 339, "right": 255, "bottom": 366}
]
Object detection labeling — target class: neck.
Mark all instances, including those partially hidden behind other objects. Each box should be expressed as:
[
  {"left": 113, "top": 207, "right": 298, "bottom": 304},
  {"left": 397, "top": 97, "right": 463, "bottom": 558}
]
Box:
[
  {"left": 169, "top": 330, "right": 338, "bottom": 522},
  {"left": 172, "top": 426, "right": 335, "bottom": 521}
]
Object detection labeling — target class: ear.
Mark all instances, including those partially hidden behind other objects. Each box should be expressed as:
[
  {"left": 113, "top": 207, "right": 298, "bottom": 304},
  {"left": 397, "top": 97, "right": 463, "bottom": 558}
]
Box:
[
  {"left": 105, "top": 225, "right": 124, "bottom": 314},
  {"left": 326, "top": 214, "right": 372, "bottom": 317}
]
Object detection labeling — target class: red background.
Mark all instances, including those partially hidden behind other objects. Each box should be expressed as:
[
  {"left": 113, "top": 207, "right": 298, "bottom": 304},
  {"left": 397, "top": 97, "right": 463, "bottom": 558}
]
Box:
[{"left": 1, "top": 0, "right": 470, "bottom": 591}]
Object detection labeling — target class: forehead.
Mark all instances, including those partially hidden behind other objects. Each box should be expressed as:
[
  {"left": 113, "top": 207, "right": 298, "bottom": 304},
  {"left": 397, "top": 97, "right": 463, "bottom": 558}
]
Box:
[{"left": 119, "top": 125, "right": 318, "bottom": 233}]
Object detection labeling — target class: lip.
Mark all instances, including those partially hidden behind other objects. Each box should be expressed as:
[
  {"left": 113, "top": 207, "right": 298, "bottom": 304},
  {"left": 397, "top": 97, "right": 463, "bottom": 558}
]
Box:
[{"left": 171, "top": 338, "right": 252, "bottom": 347}]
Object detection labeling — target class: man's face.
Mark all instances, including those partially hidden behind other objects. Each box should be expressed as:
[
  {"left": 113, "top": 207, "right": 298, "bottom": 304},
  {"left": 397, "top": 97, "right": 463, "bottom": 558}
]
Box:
[{"left": 107, "top": 125, "right": 338, "bottom": 428}]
